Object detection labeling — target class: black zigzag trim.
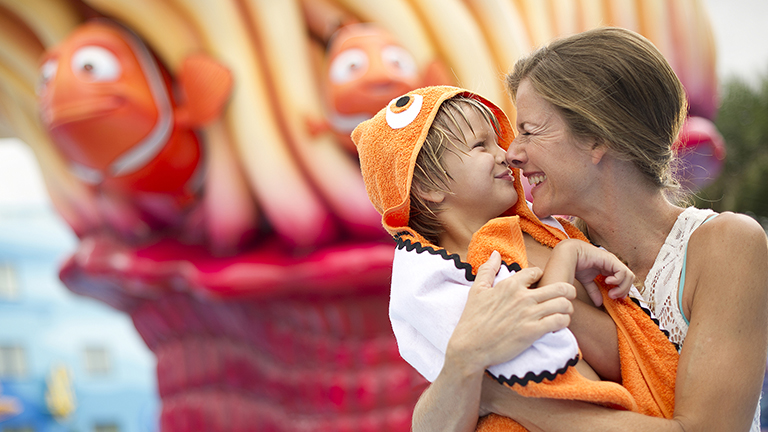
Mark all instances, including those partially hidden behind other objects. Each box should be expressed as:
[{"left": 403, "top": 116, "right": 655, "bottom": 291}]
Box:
[
  {"left": 393, "top": 233, "right": 522, "bottom": 281},
  {"left": 488, "top": 354, "right": 579, "bottom": 387},
  {"left": 628, "top": 296, "right": 680, "bottom": 352}
]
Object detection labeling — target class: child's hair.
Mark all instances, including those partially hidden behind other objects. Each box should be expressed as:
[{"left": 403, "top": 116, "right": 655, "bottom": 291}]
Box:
[{"left": 408, "top": 96, "right": 504, "bottom": 244}]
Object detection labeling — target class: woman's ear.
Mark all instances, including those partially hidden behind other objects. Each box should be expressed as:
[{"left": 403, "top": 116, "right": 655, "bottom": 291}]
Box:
[
  {"left": 413, "top": 182, "right": 446, "bottom": 204},
  {"left": 590, "top": 139, "right": 609, "bottom": 165}
]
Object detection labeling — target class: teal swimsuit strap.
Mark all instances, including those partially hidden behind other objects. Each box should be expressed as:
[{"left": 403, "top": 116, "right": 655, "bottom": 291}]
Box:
[{"left": 678, "top": 214, "right": 718, "bottom": 325}]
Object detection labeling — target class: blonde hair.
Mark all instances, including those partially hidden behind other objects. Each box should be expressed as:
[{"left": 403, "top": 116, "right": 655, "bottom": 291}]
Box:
[
  {"left": 506, "top": 27, "right": 688, "bottom": 193},
  {"left": 409, "top": 96, "right": 502, "bottom": 244}
]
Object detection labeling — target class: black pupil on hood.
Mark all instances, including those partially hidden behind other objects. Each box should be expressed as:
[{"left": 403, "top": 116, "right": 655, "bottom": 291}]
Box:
[{"left": 395, "top": 96, "right": 410, "bottom": 107}]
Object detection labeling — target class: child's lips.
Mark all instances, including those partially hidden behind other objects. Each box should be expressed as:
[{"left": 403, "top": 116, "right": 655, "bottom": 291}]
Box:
[{"left": 496, "top": 169, "right": 514, "bottom": 181}]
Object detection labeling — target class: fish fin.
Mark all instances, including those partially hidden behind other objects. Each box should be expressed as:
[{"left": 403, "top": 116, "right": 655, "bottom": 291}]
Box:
[
  {"left": 306, "top": 115, "right": 332, "bottom": 137},
  {"left": 176, "top": 54, "right": 233, "bottom": 127}
]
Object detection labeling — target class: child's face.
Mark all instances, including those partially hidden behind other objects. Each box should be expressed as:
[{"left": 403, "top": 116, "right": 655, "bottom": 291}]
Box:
[{"left": 439, "top": 106, "right": 518, "bottom": 227}]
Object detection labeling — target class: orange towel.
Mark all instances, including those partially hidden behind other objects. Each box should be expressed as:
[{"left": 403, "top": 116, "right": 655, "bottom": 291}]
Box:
[{"left": 467, "top": 217, "right": 678, "bottom": 431}]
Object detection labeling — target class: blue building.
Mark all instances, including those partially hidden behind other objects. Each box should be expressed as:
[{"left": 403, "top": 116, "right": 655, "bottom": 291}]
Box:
[{"left": 0, "top": 141, "right": 159, "bottom": 432}]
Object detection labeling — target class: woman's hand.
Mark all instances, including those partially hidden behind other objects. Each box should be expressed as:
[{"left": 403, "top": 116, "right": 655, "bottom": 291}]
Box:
[
  {"left": 412, "top": 250, "right": 578, "bottom": 432},
  {"left": 446, "top": 250, "right": 578, "bottom": 374}
]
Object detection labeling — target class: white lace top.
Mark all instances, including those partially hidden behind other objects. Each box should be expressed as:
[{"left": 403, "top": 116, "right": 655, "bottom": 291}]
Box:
[
  {"left": 636, "top": 206, "right": 760, "bottom": 431},
  {"left": 639, "top": 206, "right": 715, "bottom": 348}
]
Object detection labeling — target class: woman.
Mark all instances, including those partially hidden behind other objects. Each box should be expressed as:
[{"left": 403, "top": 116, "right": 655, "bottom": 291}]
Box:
[{"left": 412, "top": 27, "right": 768, "bottom": 432}]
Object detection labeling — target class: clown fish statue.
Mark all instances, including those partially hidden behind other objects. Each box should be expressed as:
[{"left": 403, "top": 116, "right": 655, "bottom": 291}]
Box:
[
  {"left": 312, "top": 23, "right": 451, "bottom": 156},
  {"left": 37, "top": 20, "right": 232, "bottom": 237}
]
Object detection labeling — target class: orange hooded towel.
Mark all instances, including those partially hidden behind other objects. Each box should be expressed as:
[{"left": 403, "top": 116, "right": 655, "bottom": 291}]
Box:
[{"left": 352, "top": 86, "right": 679, "bottom": 430}]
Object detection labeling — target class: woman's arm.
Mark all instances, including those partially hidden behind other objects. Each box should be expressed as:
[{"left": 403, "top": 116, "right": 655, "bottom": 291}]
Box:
[
  {"left": 412, "top": 251, "right": 578, "bottom": 432},
  {"left": 486, "top": 213, "right": 768, "bottom": 432}
]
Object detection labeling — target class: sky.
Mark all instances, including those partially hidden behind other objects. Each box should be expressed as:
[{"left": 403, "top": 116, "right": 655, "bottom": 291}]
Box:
[
  {"left": 1, "top": 0, "right": 767, "bottom": 210},
  {"left": 703, "top": 0, "right": 768, "bottom": 85}
]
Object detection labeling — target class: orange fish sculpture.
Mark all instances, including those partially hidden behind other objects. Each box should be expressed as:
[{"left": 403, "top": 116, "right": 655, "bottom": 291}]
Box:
[
  {"left": 314, "top": 23, "right": 451, "bottom": 155},
  {"left": 38, "top": 20, "right": 232, "bottom": 236}
]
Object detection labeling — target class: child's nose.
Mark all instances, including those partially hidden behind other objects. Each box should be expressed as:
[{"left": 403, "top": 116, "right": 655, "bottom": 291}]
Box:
[{"left": 494, "top": 147, "right": 507, "bottom": 164}]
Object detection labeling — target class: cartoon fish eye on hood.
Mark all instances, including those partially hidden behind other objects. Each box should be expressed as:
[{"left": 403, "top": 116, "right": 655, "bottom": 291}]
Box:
[
  {"left": 385, "top": 94, "right": 423, "bottom": 129},
  {"left": 71, "top": 46, "right": 122, "bottom": 82}
]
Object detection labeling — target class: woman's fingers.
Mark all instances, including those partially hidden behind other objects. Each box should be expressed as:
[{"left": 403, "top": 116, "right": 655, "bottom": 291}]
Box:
[
  {"left": 535, "top": 310, "right": 573, "bottom": 334},
  {"left": 472, "top": 250, "right": 502, "bottom": 292},
  {"left": 508, "top": 266, "right": 545, "bottom": 288},
  {"left": 528, "top": 280, "right": 576, "bottom": 302},
  {"left": 530, "top": 295, "right": 574, "bottom": 324},
  {"left": 492, "top": 266, "right": 543, "bottom": 295},
  {"left": 451, "top": 265, "right": 576, "bottom": 368}
]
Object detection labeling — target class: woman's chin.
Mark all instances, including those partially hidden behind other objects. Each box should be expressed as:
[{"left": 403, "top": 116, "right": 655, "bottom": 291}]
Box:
[{"left": 531, "top": 202, "right": 553, "bottom": 219}]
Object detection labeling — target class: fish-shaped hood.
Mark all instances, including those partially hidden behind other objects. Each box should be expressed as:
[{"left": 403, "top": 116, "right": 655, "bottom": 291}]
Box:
[{"left": 352, "top": 85, "right": 541, "bottom": 238}]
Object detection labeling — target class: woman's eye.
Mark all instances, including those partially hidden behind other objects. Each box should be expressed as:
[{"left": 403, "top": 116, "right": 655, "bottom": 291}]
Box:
[{"left": 71, "top": 46, "right": 121, "bottom": 82}]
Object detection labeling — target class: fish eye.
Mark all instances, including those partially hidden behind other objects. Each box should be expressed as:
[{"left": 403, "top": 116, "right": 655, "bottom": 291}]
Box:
[
  {"left": 71, "top": 46, "right": 121, "bottom": 82},
  {"left": 329, "top": 48, "right": 369, "bottom": 84},
  {"left": 385, "top": 94, "right": 423, "bottom": 129},
  {"left": 36, "top": 58, "right": 58, "bottom": 95},
  {"left": 381, "top": 45, "right": 417, "bottom": 78}
]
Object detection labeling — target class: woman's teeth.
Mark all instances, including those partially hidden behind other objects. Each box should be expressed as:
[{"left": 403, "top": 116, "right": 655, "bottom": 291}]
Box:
[{"left": 528, "top": 174, "right": 546, "bottom": 186}]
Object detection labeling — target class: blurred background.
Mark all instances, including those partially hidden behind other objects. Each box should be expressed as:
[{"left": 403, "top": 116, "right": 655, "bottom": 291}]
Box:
[{"left": 0, "top": 0, "right": 767, "bottom": 431}]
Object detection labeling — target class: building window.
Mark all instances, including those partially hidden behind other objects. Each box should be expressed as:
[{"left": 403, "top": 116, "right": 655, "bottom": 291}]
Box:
[
  {"left": 0, "top": 263, "right": 18, "bottom": 301},
  {"left": 0, "top": 345, "right": 27, "bottom": 378},
  {"left": 94, "top": 423, "right": 120, "bottom": 432},
  {"left": 83, "top": 346, "right": 111, "bottom": 376}
]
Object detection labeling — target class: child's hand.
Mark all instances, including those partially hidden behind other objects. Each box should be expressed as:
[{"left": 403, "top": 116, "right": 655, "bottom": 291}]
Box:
[
  {"left": 550, "top": 239, "right": 635, "bottom": 307},
  {"left": 571, "top": 240, "right": 635, "bottom": 306}
]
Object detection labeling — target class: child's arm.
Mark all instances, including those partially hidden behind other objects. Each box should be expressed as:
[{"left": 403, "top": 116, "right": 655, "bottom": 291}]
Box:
[
  {"left": 538, "top": 239, "right": 635, "bottom": 382},
  {"left": 540, "top": 239, "right": 634, "bottom": 307}
]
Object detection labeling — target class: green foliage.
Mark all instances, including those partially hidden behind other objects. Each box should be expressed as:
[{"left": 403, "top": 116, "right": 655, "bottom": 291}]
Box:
[{"left": 693, "top": 73, "right": 768, "bottom": 223}]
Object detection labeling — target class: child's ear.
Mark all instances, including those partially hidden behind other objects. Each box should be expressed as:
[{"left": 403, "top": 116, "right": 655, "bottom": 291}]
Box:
[{"left": 413, "top": 182, "right": 446, "bottom": 204}]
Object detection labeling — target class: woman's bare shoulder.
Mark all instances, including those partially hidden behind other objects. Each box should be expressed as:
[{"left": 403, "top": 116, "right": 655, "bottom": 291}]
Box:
[
  {"left": 687, "top": 211, "right": 768, "bottom": 296},
  {"left": 692, "top": 211, "right": 767, "bottom": 250}
]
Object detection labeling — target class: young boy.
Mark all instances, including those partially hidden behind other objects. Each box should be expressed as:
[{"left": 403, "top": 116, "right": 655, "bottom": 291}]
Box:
[{"left": 352, "top": 86, "right": 679, "bottom": 427}]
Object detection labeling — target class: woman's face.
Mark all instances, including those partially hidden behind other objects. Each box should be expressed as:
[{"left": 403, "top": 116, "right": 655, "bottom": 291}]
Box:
[{"left": 506, "top": 79, "right": 595, "bottom": 218}]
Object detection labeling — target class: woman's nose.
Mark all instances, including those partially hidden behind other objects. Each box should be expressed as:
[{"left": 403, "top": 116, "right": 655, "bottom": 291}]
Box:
[{"left": 506, "top": 138, "right": 527, "bottom": 167}]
